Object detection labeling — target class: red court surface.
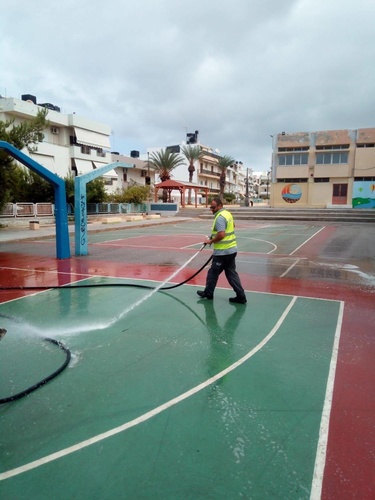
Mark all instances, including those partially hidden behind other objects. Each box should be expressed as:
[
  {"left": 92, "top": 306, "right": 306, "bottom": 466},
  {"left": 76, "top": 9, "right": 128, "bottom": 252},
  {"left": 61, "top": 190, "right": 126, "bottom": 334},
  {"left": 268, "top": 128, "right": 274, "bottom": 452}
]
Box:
[{"left": 0, "top": 219, "right": 374, "bottom": 499}]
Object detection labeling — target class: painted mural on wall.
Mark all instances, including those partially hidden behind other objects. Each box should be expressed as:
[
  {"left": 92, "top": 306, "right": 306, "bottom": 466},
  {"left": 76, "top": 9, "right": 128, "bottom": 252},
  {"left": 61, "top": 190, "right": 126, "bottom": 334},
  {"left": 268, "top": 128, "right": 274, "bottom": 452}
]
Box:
[
  {"left": 281, "top": 184, "right": 302, "bottom": 204},
  {"left": 352, "top": 181, "right": 375, "bottom": 209}
]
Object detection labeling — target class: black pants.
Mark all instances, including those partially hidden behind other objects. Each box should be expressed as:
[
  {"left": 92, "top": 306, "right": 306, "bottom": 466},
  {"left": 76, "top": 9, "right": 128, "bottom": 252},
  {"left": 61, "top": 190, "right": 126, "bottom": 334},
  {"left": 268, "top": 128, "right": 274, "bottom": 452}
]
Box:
[{"left": 205, "top": 253, "right": 246, "bottom": 299}]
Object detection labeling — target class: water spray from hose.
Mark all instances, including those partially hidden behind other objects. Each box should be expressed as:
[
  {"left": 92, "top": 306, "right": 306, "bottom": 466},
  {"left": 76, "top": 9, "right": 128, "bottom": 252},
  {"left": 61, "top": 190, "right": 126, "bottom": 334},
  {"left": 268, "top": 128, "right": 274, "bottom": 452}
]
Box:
[{"left": 0, "top": 241, "right": 212, "bottom": 403}]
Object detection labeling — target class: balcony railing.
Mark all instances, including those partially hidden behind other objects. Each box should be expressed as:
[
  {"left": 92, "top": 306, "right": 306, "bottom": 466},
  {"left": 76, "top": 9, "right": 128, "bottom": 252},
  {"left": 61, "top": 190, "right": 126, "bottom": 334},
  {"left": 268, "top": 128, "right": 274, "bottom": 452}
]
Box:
[{"left": 199, "top": 169, "right": 221, "bottom": 177}]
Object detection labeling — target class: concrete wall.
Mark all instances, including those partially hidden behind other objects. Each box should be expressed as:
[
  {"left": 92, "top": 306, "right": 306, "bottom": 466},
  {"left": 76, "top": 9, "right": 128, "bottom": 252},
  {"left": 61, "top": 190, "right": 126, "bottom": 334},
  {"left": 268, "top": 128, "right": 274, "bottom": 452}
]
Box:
[{"left": 272, "top": 128, "right": 375, "bottom": 209}]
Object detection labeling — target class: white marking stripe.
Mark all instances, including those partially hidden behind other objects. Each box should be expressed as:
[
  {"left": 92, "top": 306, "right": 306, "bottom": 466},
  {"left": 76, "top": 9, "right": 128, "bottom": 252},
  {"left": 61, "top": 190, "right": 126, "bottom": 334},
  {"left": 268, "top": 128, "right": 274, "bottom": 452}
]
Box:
[
  {"left": 0, "top": 296, "right": 298, "bottom": 481},
  {"left": 290, "top": 226, "right": 326, "bottom": 255},
  {"left": 280, "top": 258, "right": 303, "bottom": 278},
  {"left": 310, "top": 300, "right": 345, "bottom": 500}
]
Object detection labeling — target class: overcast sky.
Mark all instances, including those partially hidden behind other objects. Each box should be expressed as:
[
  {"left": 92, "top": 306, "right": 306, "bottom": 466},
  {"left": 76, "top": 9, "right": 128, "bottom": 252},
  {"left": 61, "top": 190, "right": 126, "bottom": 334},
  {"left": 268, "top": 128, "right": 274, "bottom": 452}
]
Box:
[{"left": 2, "top": 0, "right": 375, "bottom": 172}]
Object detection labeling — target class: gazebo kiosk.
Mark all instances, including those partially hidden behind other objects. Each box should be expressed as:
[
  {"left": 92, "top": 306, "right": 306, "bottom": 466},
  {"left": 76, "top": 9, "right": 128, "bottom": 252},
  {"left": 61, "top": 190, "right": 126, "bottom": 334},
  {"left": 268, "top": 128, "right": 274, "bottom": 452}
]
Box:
[{"left": 154, "top": 180, "right": 209, "bottom": 208}]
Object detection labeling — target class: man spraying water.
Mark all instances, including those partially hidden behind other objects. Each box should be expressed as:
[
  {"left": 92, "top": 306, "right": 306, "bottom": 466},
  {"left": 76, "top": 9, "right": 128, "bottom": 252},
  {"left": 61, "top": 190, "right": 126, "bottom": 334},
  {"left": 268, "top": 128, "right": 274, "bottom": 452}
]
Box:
[{"left": 197, "top": 197, "right": 247, "bottom": 304}]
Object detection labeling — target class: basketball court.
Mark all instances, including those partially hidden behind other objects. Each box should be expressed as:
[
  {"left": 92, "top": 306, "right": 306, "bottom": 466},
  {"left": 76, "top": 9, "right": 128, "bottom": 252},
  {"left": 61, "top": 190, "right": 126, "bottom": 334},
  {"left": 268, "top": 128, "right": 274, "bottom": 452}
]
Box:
[{"left": 0, "top": 219, "right": 374, "bottom": 499}]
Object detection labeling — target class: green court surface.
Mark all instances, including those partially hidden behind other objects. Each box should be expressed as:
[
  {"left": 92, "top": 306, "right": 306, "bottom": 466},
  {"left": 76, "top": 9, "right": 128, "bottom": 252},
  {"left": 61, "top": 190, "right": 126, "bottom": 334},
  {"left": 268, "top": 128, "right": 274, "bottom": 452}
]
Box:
[
  {"left": 88, "top": 222, "right": 324, "bottom": 255},
  {"left": 0, "top": 278, "right": 342, "bottom": 498}
]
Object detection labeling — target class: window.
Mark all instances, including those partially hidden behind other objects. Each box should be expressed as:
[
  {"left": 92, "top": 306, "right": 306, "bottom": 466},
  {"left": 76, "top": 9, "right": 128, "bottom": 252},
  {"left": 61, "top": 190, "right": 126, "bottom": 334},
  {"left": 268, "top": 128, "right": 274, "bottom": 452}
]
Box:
[
  {"left": 316, "top": 152, "right": 348, "bottom": 164},
  {"left": 314, "top": 178, "right": 330, "bottom": 182},
  {"left": 278, "top": 154, "right": 308, "bottom": 165},
  {"left": 357, "top": 143, "right": 375, "bottom": 148},
  {"left": 316, "top": 145, "right": 349, "bottom": 150},
  {"left": 81, "top": 145, "right": 91, "bottom": 155},
  {"left": 278, "top": 147, "right": 309, "bottom": 152},
  {"left": 277, "top": 178, "right": 308, "bottom": 183}
]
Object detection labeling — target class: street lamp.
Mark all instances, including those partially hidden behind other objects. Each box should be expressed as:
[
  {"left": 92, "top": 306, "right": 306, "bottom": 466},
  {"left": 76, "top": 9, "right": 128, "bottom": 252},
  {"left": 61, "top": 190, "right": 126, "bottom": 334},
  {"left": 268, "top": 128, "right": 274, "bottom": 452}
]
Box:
[
  {"left": 146, "top": 152, "right": 151, "bottom": 203},
  {"left": 245, "top": 168, "right": 249, "bottom": 207}
]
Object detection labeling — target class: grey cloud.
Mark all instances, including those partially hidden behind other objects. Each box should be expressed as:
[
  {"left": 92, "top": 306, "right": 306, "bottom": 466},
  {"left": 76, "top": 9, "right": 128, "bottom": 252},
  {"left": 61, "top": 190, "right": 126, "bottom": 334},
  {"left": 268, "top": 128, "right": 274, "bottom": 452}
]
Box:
[{"left": 1, "top": 0, "right": 375, "bottom": 169}]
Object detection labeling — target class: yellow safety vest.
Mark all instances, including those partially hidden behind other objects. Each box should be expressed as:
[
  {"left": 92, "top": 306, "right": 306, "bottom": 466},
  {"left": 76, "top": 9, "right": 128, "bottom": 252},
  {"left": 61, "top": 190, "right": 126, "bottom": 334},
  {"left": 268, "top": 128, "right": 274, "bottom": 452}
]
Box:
[{"left": 212, "top": 209, "right": 237, "bottom": 250}]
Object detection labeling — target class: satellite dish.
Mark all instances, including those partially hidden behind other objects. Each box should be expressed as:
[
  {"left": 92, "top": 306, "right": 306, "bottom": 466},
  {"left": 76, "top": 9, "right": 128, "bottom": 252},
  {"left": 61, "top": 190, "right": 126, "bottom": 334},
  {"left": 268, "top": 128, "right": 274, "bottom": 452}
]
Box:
[{"left": 214, "top": 148, "right": 220, "bottom": 154}]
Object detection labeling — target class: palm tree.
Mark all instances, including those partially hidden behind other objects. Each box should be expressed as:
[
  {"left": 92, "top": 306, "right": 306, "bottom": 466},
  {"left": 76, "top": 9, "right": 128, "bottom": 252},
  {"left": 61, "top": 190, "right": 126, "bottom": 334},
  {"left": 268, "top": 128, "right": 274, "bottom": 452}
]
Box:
[
  {"left": 149, "top": 149, "right": 185, "bottom": 202},
  {"left": 180, "top": 144, "right": 204, "bottom": 204},
  {"left": 217, "top": 155, "right": 235, "bottom": 198}
]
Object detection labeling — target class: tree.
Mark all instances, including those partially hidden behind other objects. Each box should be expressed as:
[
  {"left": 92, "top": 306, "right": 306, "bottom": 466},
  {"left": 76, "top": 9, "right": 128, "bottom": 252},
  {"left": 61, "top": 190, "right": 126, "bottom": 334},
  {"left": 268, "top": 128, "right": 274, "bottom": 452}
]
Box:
[
  {"left": 223, "top": 192, "right": 236, "bottom": 204},
  {"left": 2, "top": 163, "right": 29, "bottom": 203},
  {"left": 63, "top": 173, "right": 108, "bottom": 211},
  {"left": 0, "top": 108, "right": 48, "bottom": 211},
  {"left": 217, "top": 155, "right": 235, "bottom": 198},
  {"left": 109, "top": 181, "right": 150, "bottom": 204},
  {"left": 24, "top": 169, "right": 55, "bottom": 203},
  {"left": 86, "top": 177, "right": 108, "bottom": 204},
  {"left": 64, "top": 174, "right": 75, "bottom": 207},
  {"left": 149, "top": 149, "right": 185, "bottom": 202},
  {"left": 180, "top": 144, "right": 204, "bottom": 204}
]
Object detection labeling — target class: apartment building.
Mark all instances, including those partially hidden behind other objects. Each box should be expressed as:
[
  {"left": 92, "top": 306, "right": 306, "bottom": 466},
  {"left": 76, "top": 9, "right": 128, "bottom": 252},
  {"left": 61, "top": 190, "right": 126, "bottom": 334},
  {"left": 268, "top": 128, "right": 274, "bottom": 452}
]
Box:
[
  {"left": 109, "top": 151, "right": 150, "bottom": 194},
  {"left": 0, "top": 94, "right": 152, "bottom": 193},
  {"left": 254, "top": 172, "right": 271, "bottom": 201},
  {"left": 271, "top": 128, "right": 375, "bottom": 208},
  {"left": 196, "top": 146, "right": 247, "bottom": 201},
  {"left": 0, "top": 94, "right": 111, "bottom": 176},
  {"left": 162, "top": 143, "right": 247, "bottom": 203}
]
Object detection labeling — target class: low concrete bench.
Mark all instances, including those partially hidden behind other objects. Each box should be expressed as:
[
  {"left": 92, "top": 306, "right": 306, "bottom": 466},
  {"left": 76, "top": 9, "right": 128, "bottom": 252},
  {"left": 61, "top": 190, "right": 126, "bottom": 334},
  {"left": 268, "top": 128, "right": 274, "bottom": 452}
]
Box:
[
  {"left": 101, "top": 217, "right": 123, "bottom": 224},
  {"left": 125, "top": 215, "right": 144, "bottom": 221},
  {"left": 29, "top": 221, "right": 40, "bottom": 230},
  {"left": 145, "top": 214, "right": 161, "bottom": 219}
]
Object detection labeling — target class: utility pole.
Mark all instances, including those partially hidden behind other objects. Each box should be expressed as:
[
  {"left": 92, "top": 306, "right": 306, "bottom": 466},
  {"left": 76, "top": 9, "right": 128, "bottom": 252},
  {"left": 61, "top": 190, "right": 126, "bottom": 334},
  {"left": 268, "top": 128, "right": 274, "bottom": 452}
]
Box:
[{"left": 245, "top": 168, "right": 249, "bottom": 207}]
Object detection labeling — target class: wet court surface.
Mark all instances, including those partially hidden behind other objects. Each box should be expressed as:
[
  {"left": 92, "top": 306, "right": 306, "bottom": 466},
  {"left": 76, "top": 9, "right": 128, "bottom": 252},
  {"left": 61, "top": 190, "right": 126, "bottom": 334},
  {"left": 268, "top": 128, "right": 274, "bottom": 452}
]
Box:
[{"left": 0, "top": 219, "right": 374, "bottom": 499}]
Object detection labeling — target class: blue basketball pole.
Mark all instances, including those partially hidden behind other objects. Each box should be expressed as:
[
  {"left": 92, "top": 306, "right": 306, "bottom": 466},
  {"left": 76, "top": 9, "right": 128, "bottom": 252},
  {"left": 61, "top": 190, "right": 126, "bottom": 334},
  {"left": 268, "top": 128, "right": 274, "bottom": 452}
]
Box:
[
  {"left": 0, "top": 141, "right": 70, "bottom": 259},
  {"left": 74, "top": 162, "right": 132, "bottom": 255}
]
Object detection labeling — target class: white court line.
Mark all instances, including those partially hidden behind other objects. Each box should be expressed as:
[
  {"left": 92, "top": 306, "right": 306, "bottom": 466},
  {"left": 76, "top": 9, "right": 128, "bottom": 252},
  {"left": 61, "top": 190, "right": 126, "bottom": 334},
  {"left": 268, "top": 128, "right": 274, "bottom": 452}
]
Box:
[
  {"left": 290, "top": 226, "right": 326, "bottom": 255},
  {"left": 93, "top": 234, "right": 147, "bottom": 243},
  {"left": 94, "top": 234, "right": 204, "bottom": 246},
  {"left": 0, "top": 296, "right": 298, "bottom": 481},
  {"left": 94, "top": 243, "right": 197, "bottom": 250},
  {"left": 0, "top": 266, "right": 342, "bottom": 303},
  {"left": 0, "top": 267, "right": 91, "bottom": 278},
  {"left": 280, "top": 258, "right": 304, "bottom": 278},
  {"left": 240, "top": 237, "right": 277, "bottom": 254},
  {"left": 310, "top": 300, "right": 345, "bottom": 500}
]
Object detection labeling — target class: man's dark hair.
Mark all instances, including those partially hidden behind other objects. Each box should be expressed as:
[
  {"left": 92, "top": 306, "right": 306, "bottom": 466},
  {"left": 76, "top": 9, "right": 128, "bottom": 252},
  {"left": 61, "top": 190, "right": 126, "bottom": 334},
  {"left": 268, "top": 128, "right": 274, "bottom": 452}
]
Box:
[{"left": 212, "top": 197, "right": 223, "bottom": 207}]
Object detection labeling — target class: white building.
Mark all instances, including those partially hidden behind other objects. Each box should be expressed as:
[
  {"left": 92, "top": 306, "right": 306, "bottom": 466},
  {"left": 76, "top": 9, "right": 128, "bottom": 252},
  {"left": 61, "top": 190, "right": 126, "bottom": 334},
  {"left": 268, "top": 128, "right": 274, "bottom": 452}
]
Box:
[
  {"left": 148, "top": 142, "right": 248, "bottom": 204},
  {"left": 108, "top": 151, "right": 152, "bottom": 194},
  {"left": 0, "top": 94, "right": 153, "bottom": 192},
  {"left": 0, "top": 94, "right": 111, "bottom": 176}
]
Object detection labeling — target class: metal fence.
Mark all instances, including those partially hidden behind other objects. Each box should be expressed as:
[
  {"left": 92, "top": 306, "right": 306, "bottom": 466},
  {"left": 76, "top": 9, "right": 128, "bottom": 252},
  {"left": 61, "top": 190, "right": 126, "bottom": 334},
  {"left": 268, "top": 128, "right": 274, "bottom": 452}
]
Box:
[
  {"left": 0, "top": 203, "right": 54, "bottom": 218},
  {"left": 1, "top": 202, "right": 147, "bottom": 218},
  {"left": 87, "top": 203, "right": 147, "bottom": 214}
]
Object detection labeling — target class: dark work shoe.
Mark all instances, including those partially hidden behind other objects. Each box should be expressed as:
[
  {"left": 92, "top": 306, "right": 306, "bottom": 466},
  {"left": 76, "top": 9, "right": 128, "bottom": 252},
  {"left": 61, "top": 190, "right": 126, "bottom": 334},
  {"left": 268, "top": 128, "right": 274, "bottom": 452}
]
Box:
[
  {"left": 197, "top": 290, "right": 213, "bottom": 300},
  {"left": 229, "top": 296, "right": 247, "bottom": 304}
]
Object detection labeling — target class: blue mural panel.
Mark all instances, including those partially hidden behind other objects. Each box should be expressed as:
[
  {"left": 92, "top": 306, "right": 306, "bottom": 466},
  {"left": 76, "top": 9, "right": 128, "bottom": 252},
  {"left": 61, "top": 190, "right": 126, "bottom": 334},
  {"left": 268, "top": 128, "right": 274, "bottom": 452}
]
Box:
[{"left": 352, "top": 181, "right": 375, "bottom": 209}]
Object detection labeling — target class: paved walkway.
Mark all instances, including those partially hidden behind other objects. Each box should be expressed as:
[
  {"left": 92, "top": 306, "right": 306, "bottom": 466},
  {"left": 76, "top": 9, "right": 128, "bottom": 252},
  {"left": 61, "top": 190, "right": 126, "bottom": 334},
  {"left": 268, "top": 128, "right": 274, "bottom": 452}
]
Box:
[{"left": 0, "top": 217, "right": 193, "bottom": 243}]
